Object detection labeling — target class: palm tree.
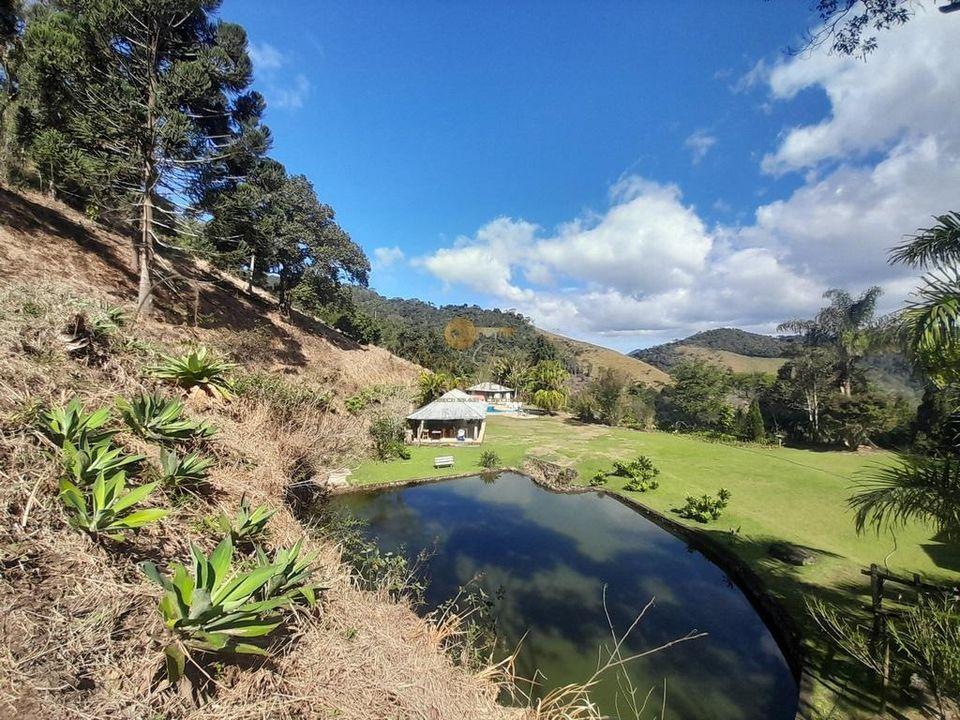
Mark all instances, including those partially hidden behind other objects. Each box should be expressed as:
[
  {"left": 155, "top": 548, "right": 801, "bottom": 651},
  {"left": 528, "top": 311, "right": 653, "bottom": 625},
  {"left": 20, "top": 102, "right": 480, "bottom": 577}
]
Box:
[
  {"left": 416, "top": 371, "right": 451, "bottom": 406},
  {"left": 493, "top": 351, "right": 530, "bottom": 402},
  {"left": 850, "top": 213, "right": 960, "bottom": 537},
  {"left": 779, "top": 286, "right": 883, "bottom": 396},
  {"left": 526, "top": 360, "right": 569, "bottom": 415}
]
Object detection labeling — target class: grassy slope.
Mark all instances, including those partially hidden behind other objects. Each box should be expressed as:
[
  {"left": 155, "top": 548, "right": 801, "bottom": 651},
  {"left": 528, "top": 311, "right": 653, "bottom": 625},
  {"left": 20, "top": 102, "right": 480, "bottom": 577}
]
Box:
[
  {"left": 674, "top": 344, "right": 788, "bottom": 374},
  {"left": 538, "top": 329, "right": 672, "bottom": 387},
  {"left": 0, "top": 187, "right": 517, "bottom": 720},
  {"left": 351, "top": 414, "right": 960, "bottom": 719}
]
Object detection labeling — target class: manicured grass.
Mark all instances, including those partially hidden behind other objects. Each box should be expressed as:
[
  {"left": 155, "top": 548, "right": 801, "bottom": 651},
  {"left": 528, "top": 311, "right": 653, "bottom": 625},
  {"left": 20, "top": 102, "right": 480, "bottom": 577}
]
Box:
[{"left": 351, "top": 414, "right": 960, "bottom": 717}]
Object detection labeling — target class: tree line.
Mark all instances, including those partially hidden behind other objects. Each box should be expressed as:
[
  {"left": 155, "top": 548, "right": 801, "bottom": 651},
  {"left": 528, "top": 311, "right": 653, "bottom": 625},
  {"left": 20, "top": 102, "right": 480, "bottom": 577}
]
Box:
[{"left": 0, "top": 0, "right": 368, "bottom": 318}]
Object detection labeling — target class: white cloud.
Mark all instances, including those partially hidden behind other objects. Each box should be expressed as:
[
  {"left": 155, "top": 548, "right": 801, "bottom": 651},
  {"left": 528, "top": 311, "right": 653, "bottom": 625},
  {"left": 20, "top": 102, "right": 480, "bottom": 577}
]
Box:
[
  {"left": 269, "top": 74, "right": 311, "bottom": 110},
  {"left": 373, "top": 246, "right": 405, "bottom": 268},
  {"left": 249, "top": 42, "right": 284, "bottom": 72},
  {"left": 762, "top": 7, "right": 960, "bottom": 174},
  {"left": 684, "top": 130, "right": 717, "bottom": 164},
  {"left": 417, "top": 8, "right": 960, "bottom": 349},
  {"left": 247, "top": 41, "right": 311, "bottom": 111},
  {"left": 418, "top": 177, "right": 817, "bottom": 340}
]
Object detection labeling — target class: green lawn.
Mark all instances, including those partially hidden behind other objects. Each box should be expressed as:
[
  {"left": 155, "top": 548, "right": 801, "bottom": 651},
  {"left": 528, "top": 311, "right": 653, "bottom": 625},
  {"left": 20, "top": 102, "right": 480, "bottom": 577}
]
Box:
[{"left": 350, "top": 414, "right": 960, "bottom": 718}]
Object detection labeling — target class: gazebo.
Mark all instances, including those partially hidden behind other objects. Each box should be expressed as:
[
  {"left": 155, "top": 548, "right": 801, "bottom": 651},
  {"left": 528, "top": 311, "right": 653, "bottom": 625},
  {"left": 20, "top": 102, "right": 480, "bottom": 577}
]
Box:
[
  {"left": 407, "top": 389, "right": 487, "bottom": 444},
  {"left": 466, "top": 382, "right": 515, "bottom": 402}
]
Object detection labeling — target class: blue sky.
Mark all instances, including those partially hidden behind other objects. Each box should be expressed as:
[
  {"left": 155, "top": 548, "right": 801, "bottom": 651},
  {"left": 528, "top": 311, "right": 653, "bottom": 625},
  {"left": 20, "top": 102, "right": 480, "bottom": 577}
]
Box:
[{"left": 222, "top": 1, "right": 960, "bottom": 351}]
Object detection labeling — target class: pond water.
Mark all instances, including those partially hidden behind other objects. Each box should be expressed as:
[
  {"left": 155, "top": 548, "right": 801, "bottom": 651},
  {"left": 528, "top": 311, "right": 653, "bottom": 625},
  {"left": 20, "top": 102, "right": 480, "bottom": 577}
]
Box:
[{"left": 327, "top": 472, "right": 797, "bottom": 719}]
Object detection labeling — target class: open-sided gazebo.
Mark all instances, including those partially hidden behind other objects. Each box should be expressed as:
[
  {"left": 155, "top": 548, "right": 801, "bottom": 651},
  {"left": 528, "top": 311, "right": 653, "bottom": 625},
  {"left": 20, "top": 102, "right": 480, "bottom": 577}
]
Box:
[{"left": 407, "top": 389, "right": 487, "bottom": 444}]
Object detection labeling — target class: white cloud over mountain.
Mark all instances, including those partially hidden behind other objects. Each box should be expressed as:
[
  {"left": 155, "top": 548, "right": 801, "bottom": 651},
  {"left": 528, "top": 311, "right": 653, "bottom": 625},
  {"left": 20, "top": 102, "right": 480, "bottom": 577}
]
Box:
[{"left": 418, "top": 8, "right": 960, "bottom": 348}]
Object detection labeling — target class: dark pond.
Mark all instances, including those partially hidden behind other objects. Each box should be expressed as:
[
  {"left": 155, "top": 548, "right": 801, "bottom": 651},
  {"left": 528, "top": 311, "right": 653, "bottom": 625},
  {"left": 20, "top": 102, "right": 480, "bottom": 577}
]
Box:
[{"left": 327, "top": 472, "right": 797, "bottom": 719}]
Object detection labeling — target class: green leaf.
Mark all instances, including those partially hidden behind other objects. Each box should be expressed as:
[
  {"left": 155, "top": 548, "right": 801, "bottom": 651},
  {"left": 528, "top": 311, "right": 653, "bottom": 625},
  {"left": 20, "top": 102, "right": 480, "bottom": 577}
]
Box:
[
  {"left": 208, "top": 535, "right": 233, "bottom": 586},
  {"left": 110, "top": 481, "right": 158, "bottom": 513}
]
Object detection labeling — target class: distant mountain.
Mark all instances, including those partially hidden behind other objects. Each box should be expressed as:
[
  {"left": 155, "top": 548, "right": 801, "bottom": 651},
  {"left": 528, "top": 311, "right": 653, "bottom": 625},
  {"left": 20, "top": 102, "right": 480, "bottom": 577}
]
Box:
[
  {"left": 631, "top": 327, "right": 923, "bottom": 401},
  {"left": 629, "top": 328, "right": 796, "bottom": 373}
]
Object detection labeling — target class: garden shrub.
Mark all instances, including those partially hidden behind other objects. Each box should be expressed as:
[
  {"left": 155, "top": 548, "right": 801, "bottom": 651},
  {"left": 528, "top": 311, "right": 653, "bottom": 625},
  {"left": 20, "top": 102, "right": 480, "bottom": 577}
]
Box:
[
  {"left": 117, "top": 393, "right": 216, "bottom": 443},
  {"left": 218, "top": 495, "right": 276, "bottom": 544},
  {"left": 479, "top": 450, "right": 500, "bottom": 469},
  {"left": 677, "top": 488, "right": 732, "bottom": 523},
  {"left": 612, "top": 455, "right": 660, "bottom": 492},
  {"left": 369, "top": 416, "right": 410, "bottom": 460},
  {"left": 158, "top": 447, "right": 214, "bottom": 488},
  {"left": 589, "top": 470, "right": 607, "bottom": 487},
  {"left": 39, "top": 398, "right": 116, "bottom": 449},
  {"left": 148, "top": 347, "right": 235, "bottom": 399},
  {"left": 142, "top": 534, "right": 321, "bottom": 683},
  {"left": 59, "top": 470, "right": 167, "bottom": 539}
]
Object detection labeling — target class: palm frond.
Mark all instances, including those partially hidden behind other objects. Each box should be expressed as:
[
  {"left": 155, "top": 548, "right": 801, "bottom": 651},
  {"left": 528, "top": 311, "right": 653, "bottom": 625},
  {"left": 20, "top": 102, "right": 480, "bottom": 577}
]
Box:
[
  {"left": 890, "top": 212, "right": 960, "bottom": 268},
  {"left": 850, "top": 455, "right": 960, "bottom": 539},
  {"left": 900, "top": 265, "right": 960, "bottom": 387}
]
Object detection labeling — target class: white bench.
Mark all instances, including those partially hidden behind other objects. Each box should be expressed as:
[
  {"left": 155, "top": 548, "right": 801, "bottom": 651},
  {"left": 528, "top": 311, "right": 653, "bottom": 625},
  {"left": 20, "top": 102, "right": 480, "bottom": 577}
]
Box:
[{"left": 434, "top": 456, "right": 454, "bottom": 468}]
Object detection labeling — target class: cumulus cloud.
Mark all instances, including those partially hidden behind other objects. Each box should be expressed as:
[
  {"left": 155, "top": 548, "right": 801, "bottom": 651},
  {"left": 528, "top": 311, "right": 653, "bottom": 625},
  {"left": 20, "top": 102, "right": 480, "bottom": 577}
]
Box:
[
  {"left": 373, "top": 246, "right": 406, "bottom": 268},
  {"left": 762, "top": 7, "right": 960, "bottom": 174},
  {"left": 419, "top": 8, "right": 960, "bottom": 347},
  {"left": 684, "top": 130, "right": 717, "bottom": 164},
  {"left": 418, "top": 177, "right": 817, "bottom": 339}
]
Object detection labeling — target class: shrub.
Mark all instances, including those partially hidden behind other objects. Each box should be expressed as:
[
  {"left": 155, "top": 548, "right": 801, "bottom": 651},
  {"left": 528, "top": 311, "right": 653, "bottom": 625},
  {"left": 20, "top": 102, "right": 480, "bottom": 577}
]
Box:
[
  {"left": 218, "top": 495, "right": 276, "bottom": 544},
  {"left": 59, "top": 471, "right": 167, "bottom": 539},
  {"left": 117, "top": 393, "right": 216, "bottom": 443},
  {"left": 479, "top": 450, "right": 500, "bottom": 469},
  {"left": 369, "top": 416, "right": 409, "bottom": 460},
  {"left": 613, "top": 455, "right": 660, "bottom": 492},
  {"left": 345, "top": 384, "right": 405, "bottom": 415},
  {"left": 589, "top": 470, "right": 607, "bottom": 487},
  {"left": 159, "top": 447, "right": 214, "bottom": 487},
  {"left": 142, "top": 536, "right": 293, "bottom": 682},
  {"left": 256, "top": 538, "right": 325, "bottom": 605},
  {"left": 39, "top": 398, "right": 116, "bottom": 449},
  {"left": 677, "top": 488, "right": 731, "bottom": 523},
  {"left": 233, "top": 371, "right": 331, "bottom": 418},
  {"left": 61, "top": 439, "right": 144, "bottom": 485},
  {"left": 148, "top": 347, "right": 236, "bottom": 399}
]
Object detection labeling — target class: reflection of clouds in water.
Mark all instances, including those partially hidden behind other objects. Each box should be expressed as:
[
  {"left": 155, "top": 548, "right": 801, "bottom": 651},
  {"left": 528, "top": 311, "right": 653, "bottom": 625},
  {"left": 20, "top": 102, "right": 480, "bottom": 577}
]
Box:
[
  {"left": 473, "top": 473, "right": 675, "bottom": 563},
  {"left": 330, "top": 473, "right": 797, "bottom": 720}
]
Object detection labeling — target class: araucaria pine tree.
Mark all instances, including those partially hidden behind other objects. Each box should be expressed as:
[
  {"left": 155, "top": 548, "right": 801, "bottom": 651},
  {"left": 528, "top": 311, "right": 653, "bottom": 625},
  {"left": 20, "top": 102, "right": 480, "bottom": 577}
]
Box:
[{"left": 15, "top": 0, "right": 269, "bottom": 316}]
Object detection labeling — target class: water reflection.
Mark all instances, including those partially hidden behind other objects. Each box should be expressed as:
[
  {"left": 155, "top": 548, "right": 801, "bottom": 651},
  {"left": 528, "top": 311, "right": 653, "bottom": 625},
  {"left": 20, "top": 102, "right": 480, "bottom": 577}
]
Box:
[{"left": 328, "top": 472, "right": 797, "bottom": 720}]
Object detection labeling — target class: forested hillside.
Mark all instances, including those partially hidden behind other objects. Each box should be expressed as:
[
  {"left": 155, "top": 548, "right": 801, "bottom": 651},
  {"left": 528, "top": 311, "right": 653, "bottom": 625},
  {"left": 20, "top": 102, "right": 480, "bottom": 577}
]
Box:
[{"left": 630, "top": 328, "right": 796, "bottom": 371}]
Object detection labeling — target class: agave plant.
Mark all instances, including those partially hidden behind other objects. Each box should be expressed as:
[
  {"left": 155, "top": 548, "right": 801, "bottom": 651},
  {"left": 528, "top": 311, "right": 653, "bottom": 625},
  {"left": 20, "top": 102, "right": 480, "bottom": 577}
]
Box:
[
  {"left": 148, "top": 347, "right": 236, "bottom": 400},
  {"left": 218, "top": 495, "right": 276, "bottom": 544},
  {"left": 39, "top": 398, "right": 116, "bottom": 449},
  {"left": 59, "top": 471, "right": 167, "bottom": 540},
  {"left": 142, "top": 536, "right": 290, "bottom": 682},
  {"left": 256, "top": 539, "right": 325, "bottom": 606},
  {"left": 62, "top": 439, "right": 144, "bottom": 485},
  {"left": 159, "top": 447, "right": 215, "bottom": 487},
  {"left": 117, "top": 393, "right": 216, "bottom": 443}
]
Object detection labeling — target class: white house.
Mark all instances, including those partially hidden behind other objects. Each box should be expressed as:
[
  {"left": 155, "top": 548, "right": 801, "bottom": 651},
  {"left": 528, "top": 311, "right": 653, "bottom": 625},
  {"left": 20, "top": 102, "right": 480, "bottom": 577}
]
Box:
[{"left": 467, "top": 382, "right": 515, "bottom": 403}]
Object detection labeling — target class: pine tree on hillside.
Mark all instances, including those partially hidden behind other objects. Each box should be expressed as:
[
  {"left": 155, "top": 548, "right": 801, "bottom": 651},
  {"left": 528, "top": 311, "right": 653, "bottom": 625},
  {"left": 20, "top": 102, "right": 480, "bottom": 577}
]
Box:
[{"left": 15, "top": 0, "right": 269, "bottom": 316}]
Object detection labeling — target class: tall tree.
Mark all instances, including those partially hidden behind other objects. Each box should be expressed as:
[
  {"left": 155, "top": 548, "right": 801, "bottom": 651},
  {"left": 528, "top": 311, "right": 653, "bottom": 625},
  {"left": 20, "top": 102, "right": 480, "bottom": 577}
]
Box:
[
  {"left": 15, "top": 0, "right": 269, "bottom": 316},
  {"left": 779, "top": 287, "right": 883, "bottom": 396},
  {"left": 206, "top": 157, "right": 369, "bottom": 314}
]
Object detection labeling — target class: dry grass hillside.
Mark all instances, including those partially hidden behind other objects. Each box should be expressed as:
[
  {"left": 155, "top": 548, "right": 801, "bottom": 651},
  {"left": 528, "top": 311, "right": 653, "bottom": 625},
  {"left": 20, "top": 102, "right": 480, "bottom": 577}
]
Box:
[
  {"left": 0, "top": 187, "right": 522, "bottom": 720},
  {"left": 538, "top": 330, "right": 671, "bottom": 388},
  {"left": 673, "top": 345, "right": 787, "bottom": 375}
]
